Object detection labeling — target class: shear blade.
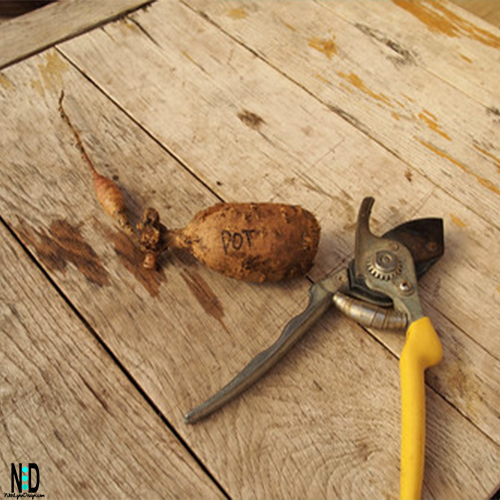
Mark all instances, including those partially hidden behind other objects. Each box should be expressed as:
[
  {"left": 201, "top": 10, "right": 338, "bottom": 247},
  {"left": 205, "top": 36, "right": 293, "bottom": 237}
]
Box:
[{"left": 383, "top": 218, "right": 444, "bottom": 278}]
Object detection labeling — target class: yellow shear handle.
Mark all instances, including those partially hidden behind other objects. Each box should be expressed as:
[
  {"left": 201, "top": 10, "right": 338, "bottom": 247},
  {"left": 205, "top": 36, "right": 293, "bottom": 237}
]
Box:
[{"left": 400, "top": 317, "right": 442, "bottom": 500}]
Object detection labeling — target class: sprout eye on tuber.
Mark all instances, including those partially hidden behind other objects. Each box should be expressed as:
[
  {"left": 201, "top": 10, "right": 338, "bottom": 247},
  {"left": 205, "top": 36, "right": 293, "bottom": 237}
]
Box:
[{"left": 60, "top": 92, "right": 321, "bottom": 282}]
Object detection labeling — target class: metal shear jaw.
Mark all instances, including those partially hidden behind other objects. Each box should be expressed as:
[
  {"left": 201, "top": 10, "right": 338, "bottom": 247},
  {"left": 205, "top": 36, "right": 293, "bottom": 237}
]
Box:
[{"left": 354, "top": 197, "right": 424, "bottom": 324}]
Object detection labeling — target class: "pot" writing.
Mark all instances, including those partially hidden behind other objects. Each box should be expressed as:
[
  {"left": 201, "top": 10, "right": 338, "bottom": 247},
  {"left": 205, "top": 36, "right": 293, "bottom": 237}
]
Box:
[{"left": 221, "top": 229, "right": 255, "bottom": 254}]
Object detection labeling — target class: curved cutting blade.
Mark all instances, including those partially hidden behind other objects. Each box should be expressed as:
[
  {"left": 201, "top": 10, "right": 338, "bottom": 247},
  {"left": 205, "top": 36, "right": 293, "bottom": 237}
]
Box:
[{"left": 384, "top": 218, "right": 444, "bottom": 278}]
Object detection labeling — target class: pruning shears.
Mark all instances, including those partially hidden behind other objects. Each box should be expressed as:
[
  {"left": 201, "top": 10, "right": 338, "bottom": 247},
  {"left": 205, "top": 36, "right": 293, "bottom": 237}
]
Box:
[{"left": 186, "top": 197, "right": 444, "bottom": 500}]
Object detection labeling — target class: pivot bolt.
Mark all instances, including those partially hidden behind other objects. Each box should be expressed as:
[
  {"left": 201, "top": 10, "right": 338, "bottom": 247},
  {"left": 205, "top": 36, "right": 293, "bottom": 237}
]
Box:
[
  {"left": 367, "top": 251, "right": 402, "bottom": 280},
  {"left": 399, "top": 280, "right": 413, "bottom": 294}
]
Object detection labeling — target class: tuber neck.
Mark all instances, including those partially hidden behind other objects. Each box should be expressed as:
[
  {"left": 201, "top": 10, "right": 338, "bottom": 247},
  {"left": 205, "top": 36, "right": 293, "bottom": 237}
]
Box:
[{"left": 165, "top": 228, "right": 191, "bottom": 251}]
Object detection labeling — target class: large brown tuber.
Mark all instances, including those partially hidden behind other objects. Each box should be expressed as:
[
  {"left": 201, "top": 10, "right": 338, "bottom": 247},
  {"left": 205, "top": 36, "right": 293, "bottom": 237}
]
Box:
[{"left": 138, "top": 203, "right": 320, "bottom": 282}]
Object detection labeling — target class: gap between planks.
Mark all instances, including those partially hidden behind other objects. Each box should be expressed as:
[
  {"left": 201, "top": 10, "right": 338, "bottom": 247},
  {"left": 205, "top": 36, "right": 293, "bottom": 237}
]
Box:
[
  {"left": 162, "top": 0, "right": 500, "bottom": 232},
  {"left": 55, "top": 45, "right": 228, "bottom": 206},
  {"left": 0, "top": 214, "right": 231, "bottom": 500},
  {"left": 0, "top": 0, "right": 154, "bottom": 70}
]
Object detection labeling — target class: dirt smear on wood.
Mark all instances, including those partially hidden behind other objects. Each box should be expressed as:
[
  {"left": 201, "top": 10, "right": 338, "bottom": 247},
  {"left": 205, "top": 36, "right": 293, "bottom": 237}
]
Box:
[
  {"left": 238, "top": 110, "right": 265, "bottom": 130},
  {"left": 16, "top": 219, "right": 110, "bottom": 287},
  {"left": 180, "top": 268, "right": 228, "bottom": 333}
]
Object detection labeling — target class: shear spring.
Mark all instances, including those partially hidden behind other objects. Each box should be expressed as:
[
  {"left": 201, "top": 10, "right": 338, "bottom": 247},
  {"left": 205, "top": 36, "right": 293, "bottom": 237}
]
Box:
[{"left": 333, "top": 292, "right": 407, "bottom": 330}]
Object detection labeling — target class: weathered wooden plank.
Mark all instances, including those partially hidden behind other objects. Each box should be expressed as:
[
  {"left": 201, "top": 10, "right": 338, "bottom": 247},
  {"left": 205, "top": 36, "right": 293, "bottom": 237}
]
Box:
[
  {"left": 451, "top": 0, "right": 500, "bottom": 30},
  {"left": 1, "top": 20, "right": 499, "bottom": 500},
  {"left": 0, "top": 222, "right": 224, "bottom": 499},
  {"left": 0, "top": 0, "right": 152, "bottom": 69},
  {"left": 179, "top": 0, "right": 500, "bottom": 232},
  {"left": 0, "top": 48, "right": 322, "bottom": 497},
  {"left": 53, "top": 0, "right": 500, "bottom": 442},
  {"left": 321, "top": 0, "right": 500, "bottom": 104}
]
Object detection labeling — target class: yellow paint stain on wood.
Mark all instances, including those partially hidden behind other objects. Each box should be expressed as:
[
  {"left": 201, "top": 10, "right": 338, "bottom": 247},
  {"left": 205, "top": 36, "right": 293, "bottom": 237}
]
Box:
[
  {"left": 308, "top": 36, "right": 337, "bottom": 59},
  {"left": 314, "top": 73, "right": 330, "bottom": 84},
  {"left": 30, "top": 79, "right": 44, "bottom": 97},
  {"left": 421, "top": 109, "right": 437, "bottom": 121},
  {"left": 118, "top": 17, "right": 140, "bottom": 33},
  {"left": 227, "top": 7, "right": 247, "bottom": 20},
  {"left": 460, "top": 53, "right": 473, "bottom": 63},
  {"left": 391, "top": 112, "right": 402, "bottom": 120},
  {"left": 0, "top": 73, "right": 13, "bottom": 91},
  {"left": 450, "top": 213, "right": 467, "bottom": 227},
  {"left": 417, "top": 137, "right": 500, "bottom": 195},
  {"left": 417, "top": 111, "right": 451, "bottom": 140},
  {"left": 476, "top": 176, "right": 500, "bottom": 194},
  {"left": 473, "top": 144, "right": 500, "bottom": 171},
  {"left": 339, "top": 82, "right": 353, "bottom": 94},
  {"left": 393, "top": 0, "right": 500, "bottom": 48},
  {"left": 38, "top": 51, "right": 68, "bottom": 93},
  {"left": 337, "top": 71, "right": 393, "bottom": 108}
]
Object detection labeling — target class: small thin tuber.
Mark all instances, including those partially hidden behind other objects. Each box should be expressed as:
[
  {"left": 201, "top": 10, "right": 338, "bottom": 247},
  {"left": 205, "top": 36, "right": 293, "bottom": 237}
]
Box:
[
  {"left": 138, "top": 203, "right": 320, "bottom": 282},
  {"left": 58, "top": 91, "right": 136, "bottom": 240}
]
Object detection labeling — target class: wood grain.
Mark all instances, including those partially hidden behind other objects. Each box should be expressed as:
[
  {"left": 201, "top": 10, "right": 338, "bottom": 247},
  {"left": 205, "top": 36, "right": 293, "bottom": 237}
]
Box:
[
  {"left": 451, "top": 0, "right": 500, "bottom": 28},
  {"left": 54, "top": 0, "right": 500, "bottom": 445},
  {"left": 0, "top": 0, "right": 152, "bottom": 69},
  {"left": 0, "top": 222, "right": 224, "bottom": 499},
  {"left": 178, "top": 0, "right": 500, "bottom": 230},
  {"left": 321, "top": 0, "right": 500, "bottom": 104},
  {"left": 1, "top": 1, "right": 499, "bottom": 498}
]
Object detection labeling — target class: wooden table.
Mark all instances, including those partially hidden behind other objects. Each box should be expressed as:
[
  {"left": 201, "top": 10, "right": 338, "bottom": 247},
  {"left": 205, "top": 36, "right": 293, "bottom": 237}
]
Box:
[{"left": 1, "top": 1, "right": 499, "bottom": 498}]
